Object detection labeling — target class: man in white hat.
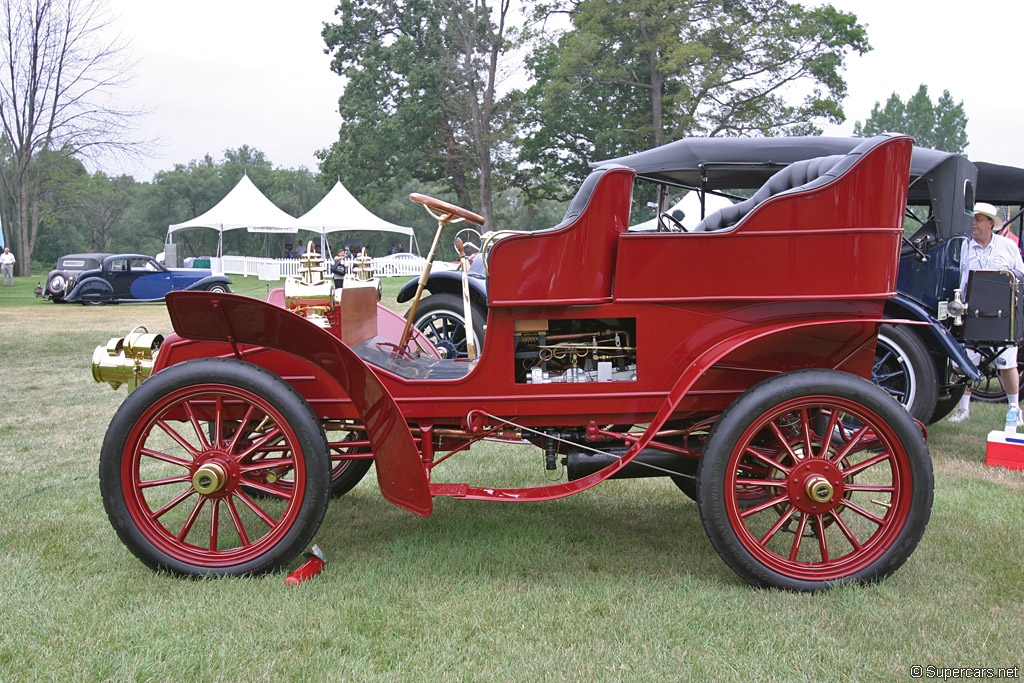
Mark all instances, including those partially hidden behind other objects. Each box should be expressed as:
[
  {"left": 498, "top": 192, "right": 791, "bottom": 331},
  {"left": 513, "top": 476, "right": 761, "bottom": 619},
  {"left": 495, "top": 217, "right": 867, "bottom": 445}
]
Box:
[{"left": 949, "top": 202, "right": 1024, "bottom": 423}]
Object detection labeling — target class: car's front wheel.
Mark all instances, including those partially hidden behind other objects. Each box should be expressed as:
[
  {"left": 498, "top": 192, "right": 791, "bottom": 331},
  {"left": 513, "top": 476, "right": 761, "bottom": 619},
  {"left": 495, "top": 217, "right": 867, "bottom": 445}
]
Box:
[
  {"left": 206, "top": 284, "right": 231, "bottom": 293},
  {"left": 410, "top": 293, "right": 486, "bottom": 360},
  {"left": 872, "top": 324, "right": 937, "bottom": 422},
  {"left": 99, "top": 358, "right": 331, "bottom": 577}
]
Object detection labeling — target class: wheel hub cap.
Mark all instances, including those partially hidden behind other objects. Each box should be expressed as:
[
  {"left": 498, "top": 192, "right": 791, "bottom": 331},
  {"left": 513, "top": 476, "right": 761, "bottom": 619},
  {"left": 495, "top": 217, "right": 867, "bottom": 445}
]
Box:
[
  {"left": 787, "top": 460, "right": 845, "bottom": 513},
  {"left": 805, "top": 475, "right": 834, "bottom": 503},
  {"left": 192, "top": 462, "right": 228, "bottom": 495}
]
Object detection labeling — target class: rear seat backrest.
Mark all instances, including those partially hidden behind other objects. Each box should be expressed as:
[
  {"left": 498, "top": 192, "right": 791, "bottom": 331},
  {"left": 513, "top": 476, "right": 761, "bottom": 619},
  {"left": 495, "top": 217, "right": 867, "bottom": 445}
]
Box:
[
  {"left": 690, "top": 135, "right": 888, "bottom": 233},
  {"left": 692, "top": 155, "right": 842, "bottom": 232}
]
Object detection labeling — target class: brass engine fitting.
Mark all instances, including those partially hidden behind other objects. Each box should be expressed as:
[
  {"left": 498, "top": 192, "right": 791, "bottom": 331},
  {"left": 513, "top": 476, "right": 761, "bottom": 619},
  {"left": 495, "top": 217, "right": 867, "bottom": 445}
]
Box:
[
  {"left": 284, "top": 241, "right": 335, "bottom": 328},
  {"left": 91, "top": 325, "right": 164, "bottom": 391},
  {"left": 348, "top": 252, "right": 382, "bottom": 301}
]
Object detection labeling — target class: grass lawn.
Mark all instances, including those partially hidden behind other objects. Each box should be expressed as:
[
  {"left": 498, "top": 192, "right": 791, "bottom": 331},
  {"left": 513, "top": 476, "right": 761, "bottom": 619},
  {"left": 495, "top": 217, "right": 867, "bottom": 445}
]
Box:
[{"left": 1, "top": 272, "right": 1022, "bottom": 680}]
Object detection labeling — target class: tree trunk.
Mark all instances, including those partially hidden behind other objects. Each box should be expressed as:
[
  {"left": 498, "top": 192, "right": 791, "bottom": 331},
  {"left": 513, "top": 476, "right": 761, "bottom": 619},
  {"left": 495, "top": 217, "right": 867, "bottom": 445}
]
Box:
[
  {"left": 17, "top": 175, "right": 31, "bottom": 277},
  {"left": 452, "top": 169, "right": 475, "bottom": 213},
  {"left": 650, "top": 62, "right": 666, "bottom": 148}
]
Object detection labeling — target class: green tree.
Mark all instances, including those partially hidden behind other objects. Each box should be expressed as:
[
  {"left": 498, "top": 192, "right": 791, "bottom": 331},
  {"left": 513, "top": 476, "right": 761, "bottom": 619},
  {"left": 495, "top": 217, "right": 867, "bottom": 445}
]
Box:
[
  {"left": 318, "top": 0, "right": 518, "bottom": 228},
  {"left": 853, "top": 84, "right": 968, "bottom": 153},
  {"left": 517, "top": 0, "right": 869, "bottom": 196},
  {"left": 30, "top": 154, "right": 92, "bottom": 265}
]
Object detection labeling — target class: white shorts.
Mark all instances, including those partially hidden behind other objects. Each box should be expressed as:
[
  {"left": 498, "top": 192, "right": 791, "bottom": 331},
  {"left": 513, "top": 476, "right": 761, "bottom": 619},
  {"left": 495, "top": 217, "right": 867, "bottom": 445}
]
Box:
[{"left": 967, "top": 346, "right": 1018, "bottom": 370}]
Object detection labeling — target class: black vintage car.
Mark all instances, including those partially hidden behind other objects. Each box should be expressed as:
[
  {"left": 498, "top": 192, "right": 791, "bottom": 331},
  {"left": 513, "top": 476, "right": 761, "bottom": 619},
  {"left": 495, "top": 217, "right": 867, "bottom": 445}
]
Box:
[
  {"left": 63, "top": 254, "right": 232, "bottom": 304},
  {"left": 45, "top": 253, "right": 111, "bottom": 301}
]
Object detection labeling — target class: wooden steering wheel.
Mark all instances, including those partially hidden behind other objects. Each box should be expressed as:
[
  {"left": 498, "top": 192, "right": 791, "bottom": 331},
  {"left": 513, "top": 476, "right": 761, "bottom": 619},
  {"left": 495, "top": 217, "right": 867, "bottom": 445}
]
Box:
[{"left": 410, "top": 193, "right": 485, "bottom": 226}]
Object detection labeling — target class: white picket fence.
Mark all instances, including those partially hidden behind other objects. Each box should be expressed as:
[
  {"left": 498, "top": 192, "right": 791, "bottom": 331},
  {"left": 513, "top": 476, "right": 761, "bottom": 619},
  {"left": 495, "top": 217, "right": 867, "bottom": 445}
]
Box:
[{"left": 218, "top": 254, "right": 435, "bottom": 280}]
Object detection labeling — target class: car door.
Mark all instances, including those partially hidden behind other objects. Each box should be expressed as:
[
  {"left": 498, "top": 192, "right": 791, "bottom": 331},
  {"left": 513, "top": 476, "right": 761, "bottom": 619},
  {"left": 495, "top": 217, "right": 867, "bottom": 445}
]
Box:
[
  {"left": 105, "top": 258, "right": 135, "bottom": 298},
  {"left": 127, "top": 258, "right": 172, "bottom": 300}
]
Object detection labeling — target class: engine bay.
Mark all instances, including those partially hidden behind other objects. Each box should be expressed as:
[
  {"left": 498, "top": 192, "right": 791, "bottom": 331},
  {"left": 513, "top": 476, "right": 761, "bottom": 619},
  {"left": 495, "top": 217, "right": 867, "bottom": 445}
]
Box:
[{"left": 513, "top": 317, "right": 637, "bottom": 384}]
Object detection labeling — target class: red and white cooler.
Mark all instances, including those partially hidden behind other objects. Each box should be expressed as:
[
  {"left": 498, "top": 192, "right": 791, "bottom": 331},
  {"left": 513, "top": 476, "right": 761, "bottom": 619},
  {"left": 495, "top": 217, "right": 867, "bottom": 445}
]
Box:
[{"left": 985, "top": 431, "right": 1024, "bottom": 471}]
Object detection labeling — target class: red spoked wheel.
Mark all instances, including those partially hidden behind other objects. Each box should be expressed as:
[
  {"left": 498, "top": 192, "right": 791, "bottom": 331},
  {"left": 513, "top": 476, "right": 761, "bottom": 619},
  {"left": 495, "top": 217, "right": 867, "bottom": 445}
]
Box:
[
  {"left": 242, "top": 425, "right": 372, "bottom": 499},
  {"left": 325, "top": 429, "right": 373, "bottom": 497},
  {"left": 100, "top": 358, "right": 331, "bottom": 576},
  {"left": 697, "top": 369, "right": 932, "bottom": 591}
]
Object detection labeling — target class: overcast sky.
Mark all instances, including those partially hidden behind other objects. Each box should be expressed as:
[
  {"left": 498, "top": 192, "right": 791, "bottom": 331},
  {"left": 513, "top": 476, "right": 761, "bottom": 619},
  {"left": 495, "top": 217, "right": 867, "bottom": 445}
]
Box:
[
  {"left": 105, "top": 0, "right": 342, "bottom": 180},
  {"left": 105, "top": 0, "right": 1024, "bottom": 182}
]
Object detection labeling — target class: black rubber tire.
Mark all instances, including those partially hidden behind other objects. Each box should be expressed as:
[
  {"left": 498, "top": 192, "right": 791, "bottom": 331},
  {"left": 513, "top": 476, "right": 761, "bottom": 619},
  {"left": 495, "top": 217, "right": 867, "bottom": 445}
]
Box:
[
  {"left": 929, "top": 383, "right": 968, "bottom": 422},
  {"left": 873, "top": 324, "right": 938, "bottom": 422},
  {"left": 697, "top": 369, "right": 933, "bottom": 591},
  {"left": 410, "top": 292, "right": 486, "bottom": 360},
  {"left": 99, "top": 358, "right": 331, "bottom": 577},
  {"left": 206, "top": 284, "right": 231, "bottom": 293}
]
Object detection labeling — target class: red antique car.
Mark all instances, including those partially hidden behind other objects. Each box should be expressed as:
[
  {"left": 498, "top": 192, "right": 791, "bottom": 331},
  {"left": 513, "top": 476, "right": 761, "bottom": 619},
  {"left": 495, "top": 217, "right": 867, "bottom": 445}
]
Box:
[{"left": 94, "top": 134, "right": 932, "bottom": 591}]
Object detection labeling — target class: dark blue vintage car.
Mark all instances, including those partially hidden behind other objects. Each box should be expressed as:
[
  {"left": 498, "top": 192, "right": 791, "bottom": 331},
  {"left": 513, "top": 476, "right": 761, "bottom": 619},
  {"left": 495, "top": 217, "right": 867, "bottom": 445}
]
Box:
[{"left": 64, "top": 254, "right": 232, "bottom": 304}]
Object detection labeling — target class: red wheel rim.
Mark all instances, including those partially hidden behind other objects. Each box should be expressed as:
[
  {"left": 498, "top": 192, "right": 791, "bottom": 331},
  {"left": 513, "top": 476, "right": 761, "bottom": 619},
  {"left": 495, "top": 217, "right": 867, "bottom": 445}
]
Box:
[
  {"left": 723, "top": 396, "right": 913, "bottom": 581},
  {"left": 121, "top": 384, "right": 308, "bottom": 567},
  {"left": 327, "top": 431, "right": 371, "bottom": 482},
  {"left": 253, "top": 429, "right": 368, "bottom": 493}
]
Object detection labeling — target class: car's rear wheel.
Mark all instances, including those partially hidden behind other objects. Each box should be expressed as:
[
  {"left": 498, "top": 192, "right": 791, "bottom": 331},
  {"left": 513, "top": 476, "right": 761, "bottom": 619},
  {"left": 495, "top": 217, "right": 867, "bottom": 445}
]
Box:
[
  {"left": 698, "top": 369, "right": 932, "bottom": 591},
  {"left": 930, "top": 383, "right": 968, "bottom": 421}
]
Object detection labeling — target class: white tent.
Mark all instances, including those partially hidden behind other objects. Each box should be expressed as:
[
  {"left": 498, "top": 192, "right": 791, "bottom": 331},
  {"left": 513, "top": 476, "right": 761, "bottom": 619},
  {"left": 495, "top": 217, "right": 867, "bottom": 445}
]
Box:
[
  {"left": 168, "top": 175, "right": 300, "bottom": 259},
  {"left": 295, "top": 181, "right": 415, "bottom": 256}
]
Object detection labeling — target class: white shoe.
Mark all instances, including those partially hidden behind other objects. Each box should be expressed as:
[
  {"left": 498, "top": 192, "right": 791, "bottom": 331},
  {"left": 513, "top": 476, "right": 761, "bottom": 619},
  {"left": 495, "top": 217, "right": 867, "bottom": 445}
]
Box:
[{"left": 948, "top": 407, "right": 970, "bottom": 424}]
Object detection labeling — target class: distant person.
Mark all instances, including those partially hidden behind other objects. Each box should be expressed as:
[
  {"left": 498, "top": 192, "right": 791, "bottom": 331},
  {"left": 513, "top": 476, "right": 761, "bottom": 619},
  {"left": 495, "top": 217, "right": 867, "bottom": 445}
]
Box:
[
  {"left": 1, "top": 247, "right": 15, "bottom": 286},
  {"left": 296, "top": 243, "right": 306, "bottom": 257},
  {"left": 331, "top": 248, "right": 347, "bottom": 282},
  {"left": 284, "top": 244, "right": 294, "bottom": 259},
  {"left": 949, "top": 203, "right": 1024, "bottom": 424}
]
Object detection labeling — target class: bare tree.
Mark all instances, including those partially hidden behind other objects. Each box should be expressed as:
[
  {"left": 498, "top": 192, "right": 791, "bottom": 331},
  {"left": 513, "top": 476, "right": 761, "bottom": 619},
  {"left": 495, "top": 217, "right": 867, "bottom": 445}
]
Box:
[{"left": 0, "top": 0, "right": 141, "bottom": 275}]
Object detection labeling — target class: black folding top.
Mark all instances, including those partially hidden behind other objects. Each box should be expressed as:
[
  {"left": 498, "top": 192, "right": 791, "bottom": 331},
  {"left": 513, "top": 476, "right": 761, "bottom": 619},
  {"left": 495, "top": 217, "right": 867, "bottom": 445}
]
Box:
[
  {"left": 595, "top": 136, "right": 961, "bottom": 191},
  {"left": 974, "top": 162, "right": 1024, "bottom": 204}
]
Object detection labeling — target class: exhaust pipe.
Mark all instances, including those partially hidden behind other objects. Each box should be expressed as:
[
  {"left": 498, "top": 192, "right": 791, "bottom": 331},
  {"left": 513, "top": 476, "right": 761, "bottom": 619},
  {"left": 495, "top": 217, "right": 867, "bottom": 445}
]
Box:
[
  {"left": 91, "top": 326, "right": 163, "bottom": 391},
  {"left": 564, "top": 443, "right": 698, "bottom": 481}
]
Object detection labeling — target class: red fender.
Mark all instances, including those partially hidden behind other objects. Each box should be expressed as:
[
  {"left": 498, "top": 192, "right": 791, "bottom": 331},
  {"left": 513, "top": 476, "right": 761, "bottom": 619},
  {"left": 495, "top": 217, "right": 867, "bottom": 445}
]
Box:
[
  {"left": 453, "top": 317, "right": 900, "bottom": 503},
  {"left": 164, "top": 291, "right": 432, "bottom": 516}
]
